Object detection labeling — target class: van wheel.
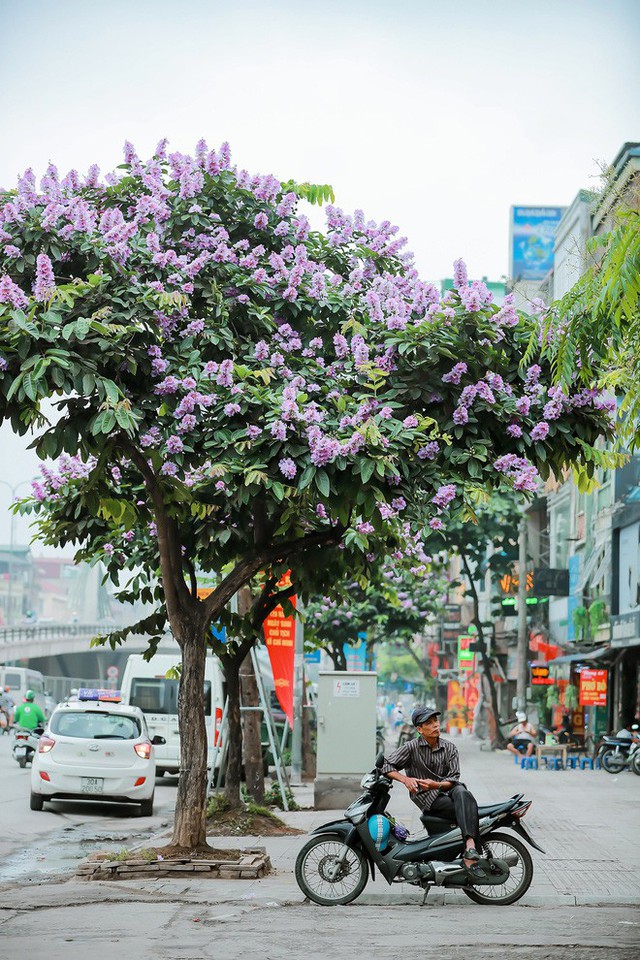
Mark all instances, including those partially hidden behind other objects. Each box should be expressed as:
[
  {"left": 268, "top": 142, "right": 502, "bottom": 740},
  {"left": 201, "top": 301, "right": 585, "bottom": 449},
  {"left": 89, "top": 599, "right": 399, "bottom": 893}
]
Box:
[
  {"left": 30, "top": 792, "right": 44, "bottom": 811},
  {"left": 139, "top": 794, "right": 154, "bottom": 817}
]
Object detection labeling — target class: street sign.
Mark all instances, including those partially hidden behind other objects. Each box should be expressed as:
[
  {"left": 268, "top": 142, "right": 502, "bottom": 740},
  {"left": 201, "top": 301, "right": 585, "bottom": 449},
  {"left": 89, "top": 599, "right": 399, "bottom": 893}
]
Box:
[{"left": 106, "top": 665, "right": 119, "bottom": 679}]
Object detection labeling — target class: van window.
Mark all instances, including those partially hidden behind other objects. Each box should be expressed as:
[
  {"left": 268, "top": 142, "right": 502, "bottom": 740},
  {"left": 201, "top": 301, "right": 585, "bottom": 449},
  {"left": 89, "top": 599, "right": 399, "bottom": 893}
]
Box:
[
  {"left": 29, "top": 676, "right": 45, "bottom": 694},
  {"left": 4, "top": 672, "right": 22, "bottom": 691},
  {"left": 129, "top": 679, "right": 212, "bottom": 715}
]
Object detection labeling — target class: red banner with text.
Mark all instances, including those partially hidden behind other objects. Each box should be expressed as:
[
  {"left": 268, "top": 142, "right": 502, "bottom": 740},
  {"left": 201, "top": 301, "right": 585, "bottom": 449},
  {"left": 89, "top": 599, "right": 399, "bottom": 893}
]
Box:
[{"left": 263, "top": 572, "right": 296, "bottom": 726}]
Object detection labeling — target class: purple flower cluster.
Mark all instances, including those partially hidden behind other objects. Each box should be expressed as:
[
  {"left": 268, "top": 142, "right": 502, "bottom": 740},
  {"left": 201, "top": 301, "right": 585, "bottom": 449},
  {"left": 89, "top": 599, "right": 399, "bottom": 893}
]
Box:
[
  {"left": 442, "top": 362, "right": 467, "bottom": 385},
  {"left": 431, "top": 484, "right": 456, "bottom": 510},
  {"left": 493, "top": 454, "right": 539, "bottom": 492},
  {"left": 278, "top": 457, "right": 297, "bottom": 480}
]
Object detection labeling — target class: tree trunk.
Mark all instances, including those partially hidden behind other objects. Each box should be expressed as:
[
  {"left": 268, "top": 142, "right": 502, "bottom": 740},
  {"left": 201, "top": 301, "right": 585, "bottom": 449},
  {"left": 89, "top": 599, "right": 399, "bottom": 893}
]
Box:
[
  {"left": 327, "top": 640, "right": 347, "bottom": 670},
  {"left": 302, "top": 681, "right": 316, "bottom": 780},
  {"left": 459, "top": 552, "right": 507, "bottom": 749},
  {"left": 240, "top": 650, "right": 265, "bottom": 803},
  {"left": 171, "top": 625, "right": 209, "bottom": 849},
  {"left": 222, "top": 655, "right": 243, "bottom": 808}
]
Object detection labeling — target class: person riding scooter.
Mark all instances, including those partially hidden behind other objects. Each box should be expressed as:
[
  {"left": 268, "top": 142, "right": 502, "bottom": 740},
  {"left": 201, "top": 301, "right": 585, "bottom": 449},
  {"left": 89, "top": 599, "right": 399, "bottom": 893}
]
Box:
[{"left": 12, "top": 689, "right": 46, "bottom": 730}]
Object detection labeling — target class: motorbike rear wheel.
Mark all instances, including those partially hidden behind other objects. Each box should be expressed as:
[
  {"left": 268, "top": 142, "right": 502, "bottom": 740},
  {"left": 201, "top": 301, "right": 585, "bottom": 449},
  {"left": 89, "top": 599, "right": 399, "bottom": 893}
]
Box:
[
  {"left": 463, "top": 831, "right": 533, "bottom": 906},
  {"left": 630, "top": 751, "right": 640, "bottom": 776},
  {"left": 295, "top": 834, "right": 369, "bottom": 905},
  {"left": 18, "top": 756, "right": 27, "bottom": 768},
  {"left": 601, "top": 749, "right": 627, "bottom": 774}
]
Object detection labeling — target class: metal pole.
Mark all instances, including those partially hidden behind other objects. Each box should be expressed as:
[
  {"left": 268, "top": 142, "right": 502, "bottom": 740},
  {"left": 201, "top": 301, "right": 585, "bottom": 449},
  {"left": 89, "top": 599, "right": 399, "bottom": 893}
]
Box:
[
  {"left": 516, "top": 515, "right": 528, "bottom": 711},
  {"left": 291, "top": 601, "right": 304, "bottom": 784}
]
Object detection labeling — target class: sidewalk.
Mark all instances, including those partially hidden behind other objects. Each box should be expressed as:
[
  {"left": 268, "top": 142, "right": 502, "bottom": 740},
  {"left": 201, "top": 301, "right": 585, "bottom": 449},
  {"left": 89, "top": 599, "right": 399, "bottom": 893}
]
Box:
[{"left": 1, "top": 734, "right": 638, "bottom": 911}]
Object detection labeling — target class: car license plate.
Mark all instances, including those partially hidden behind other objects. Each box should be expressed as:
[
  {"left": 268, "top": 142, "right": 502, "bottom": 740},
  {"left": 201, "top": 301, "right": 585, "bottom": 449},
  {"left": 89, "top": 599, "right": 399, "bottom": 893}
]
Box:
[{"left": 81, "top": 777, "right": 104, "bottom": 793}]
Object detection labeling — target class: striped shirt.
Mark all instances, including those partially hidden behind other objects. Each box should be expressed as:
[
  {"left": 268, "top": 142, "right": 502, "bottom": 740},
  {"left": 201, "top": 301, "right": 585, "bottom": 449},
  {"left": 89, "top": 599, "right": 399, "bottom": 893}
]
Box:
[{"left": 382, "top": 735, "right": 461, "bottom": 812}]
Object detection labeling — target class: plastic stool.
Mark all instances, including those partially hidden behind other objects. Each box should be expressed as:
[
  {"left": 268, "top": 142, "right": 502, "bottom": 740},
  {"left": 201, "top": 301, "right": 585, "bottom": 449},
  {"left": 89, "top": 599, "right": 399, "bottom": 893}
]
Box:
[
  {"left": 547, "top": 757, "right": 564, "bottom": 770},
  {"left": 565, "top": 756, "right": 579, "bottom": 769},
  {"left": 514, "top": 753, "right": 522, "bottom": 765},
  {"left": 524, "top": 757, "right": 538, "bottom": 769},
  {"left": 580, "top": 757, "right": 594, "bottom": 770}
]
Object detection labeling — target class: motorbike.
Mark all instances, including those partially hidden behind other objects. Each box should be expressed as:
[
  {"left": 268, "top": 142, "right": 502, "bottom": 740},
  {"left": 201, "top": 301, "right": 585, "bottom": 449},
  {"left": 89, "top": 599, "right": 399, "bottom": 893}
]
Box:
[
  {"left": 295, "top": 752, "right": 542, "bottom": 906},
  {"left": 599, "top": 727, "right": 640, "bottom": 775},
  {"left": 12, "top": 725, "right": 43, "bottom": 768}
]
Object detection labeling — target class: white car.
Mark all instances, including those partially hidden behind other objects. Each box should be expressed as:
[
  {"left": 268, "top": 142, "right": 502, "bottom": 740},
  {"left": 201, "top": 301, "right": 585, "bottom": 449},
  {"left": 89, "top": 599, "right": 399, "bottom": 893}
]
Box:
[{"left": 30, "top": 689, "right": 163, "bottom": 815}]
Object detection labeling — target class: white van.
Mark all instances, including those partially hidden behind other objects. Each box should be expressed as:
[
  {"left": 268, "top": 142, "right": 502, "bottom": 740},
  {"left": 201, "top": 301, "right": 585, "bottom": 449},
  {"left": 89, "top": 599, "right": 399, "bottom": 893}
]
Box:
[
  {"left": 0, "top": 666, "right": 49, "bottom": 717},
  {"left": 120, "top": 653, "right": 224, "bottom": 776}
]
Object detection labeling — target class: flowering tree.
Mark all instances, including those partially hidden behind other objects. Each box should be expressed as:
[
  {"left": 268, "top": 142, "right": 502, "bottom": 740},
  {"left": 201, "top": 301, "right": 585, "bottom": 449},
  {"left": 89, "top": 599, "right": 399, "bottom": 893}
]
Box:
[{"left": 0, "top": 140, "right": 615, "bottom": 850}]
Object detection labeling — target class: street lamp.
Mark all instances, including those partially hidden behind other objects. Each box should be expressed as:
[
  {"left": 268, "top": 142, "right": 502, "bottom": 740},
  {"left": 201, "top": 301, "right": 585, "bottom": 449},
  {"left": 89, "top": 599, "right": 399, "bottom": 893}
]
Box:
[{"left": 0, "top": 479, "right": 34, "bottom": 626}]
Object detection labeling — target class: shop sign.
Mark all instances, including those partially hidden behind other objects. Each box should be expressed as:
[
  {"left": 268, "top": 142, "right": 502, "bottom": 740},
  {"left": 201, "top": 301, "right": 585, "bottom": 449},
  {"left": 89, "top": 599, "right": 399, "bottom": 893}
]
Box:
[
  {"left": 533, "top": 567, "right": 569, "bottom": 597},
  {"left": 610, "top": 611, "right": 640, "bottom": 648},
  {"left": 458, "top": 635, "right": 475, "bottom": 670},
  {"left": 531, "top": 664, "right": 554, "bottom": 685},
  {"left": 579, "top": 668, "right": 608, "bottom": 707}
]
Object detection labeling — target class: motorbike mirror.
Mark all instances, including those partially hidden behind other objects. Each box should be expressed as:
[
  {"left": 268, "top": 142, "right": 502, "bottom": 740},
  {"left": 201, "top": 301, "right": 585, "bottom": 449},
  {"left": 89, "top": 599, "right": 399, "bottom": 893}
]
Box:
[
  {"left": 152, "top": 735, "right": 166, "bottom": 746},
  {"left": 375, "top": 750, "right": 385, "bottom": 769}
]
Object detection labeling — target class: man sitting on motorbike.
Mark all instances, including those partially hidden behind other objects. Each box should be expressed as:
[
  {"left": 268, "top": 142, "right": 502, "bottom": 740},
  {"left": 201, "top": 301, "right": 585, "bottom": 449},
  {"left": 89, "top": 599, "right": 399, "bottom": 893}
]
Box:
[
  {"left": 506, "top": 711, "right": 538, "bottom": 758},
  {"left": 12, "top": 690, "right": 46, "bottom": 730},
  {"left": 382, "top": 706, "right": 484, "bottom": 876}
]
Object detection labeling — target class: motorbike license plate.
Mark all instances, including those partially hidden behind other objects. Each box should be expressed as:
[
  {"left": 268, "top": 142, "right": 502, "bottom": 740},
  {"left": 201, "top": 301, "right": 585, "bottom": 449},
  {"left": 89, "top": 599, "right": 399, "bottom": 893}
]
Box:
[
  {"left": 81, "top": 777, "right": 104, "bottom": 793},
  {"left": 14, "top": 746, "right": 27, "bottom": 756}
]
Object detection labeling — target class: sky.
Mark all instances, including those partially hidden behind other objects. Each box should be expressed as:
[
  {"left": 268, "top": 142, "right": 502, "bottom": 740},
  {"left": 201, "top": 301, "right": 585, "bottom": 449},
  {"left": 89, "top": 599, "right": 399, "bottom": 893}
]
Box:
[{"left": 0, "top": 0, "right": 638, "bottom": 550}]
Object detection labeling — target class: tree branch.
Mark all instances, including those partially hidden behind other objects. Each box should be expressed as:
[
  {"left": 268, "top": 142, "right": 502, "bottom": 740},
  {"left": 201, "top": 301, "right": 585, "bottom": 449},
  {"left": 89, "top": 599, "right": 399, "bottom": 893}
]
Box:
[
  {"left": 122, "top": 440, "right": 192, "bottom": 620},
  {"left": 201, "top": 524, "right": 344, "bottom": 623}
]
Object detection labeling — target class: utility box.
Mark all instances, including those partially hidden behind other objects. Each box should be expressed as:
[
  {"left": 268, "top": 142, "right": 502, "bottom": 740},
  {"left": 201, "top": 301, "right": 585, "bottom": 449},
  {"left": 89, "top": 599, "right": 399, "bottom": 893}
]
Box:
[{"left": 314, "top": 671, "right": 377, "bottom": 810}]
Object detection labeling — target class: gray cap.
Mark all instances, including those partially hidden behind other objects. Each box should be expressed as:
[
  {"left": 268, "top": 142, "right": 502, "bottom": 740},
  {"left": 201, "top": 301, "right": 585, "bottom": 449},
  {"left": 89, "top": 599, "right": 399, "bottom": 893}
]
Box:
[{"left": 411, "top": 706, "right": 441, "bottom": 727}]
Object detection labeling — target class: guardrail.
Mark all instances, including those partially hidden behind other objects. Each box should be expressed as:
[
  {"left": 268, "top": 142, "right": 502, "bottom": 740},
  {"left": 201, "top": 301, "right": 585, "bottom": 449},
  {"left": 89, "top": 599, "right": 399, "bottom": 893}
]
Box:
[{"left": 0, "top": 622, "right": 108, "bottom": 647}]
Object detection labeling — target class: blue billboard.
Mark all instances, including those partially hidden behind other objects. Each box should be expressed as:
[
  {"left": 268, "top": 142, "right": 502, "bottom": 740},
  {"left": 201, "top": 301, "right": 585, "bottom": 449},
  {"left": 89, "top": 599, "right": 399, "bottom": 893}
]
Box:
[{"left": 510, "top": 206, "right": 565, "bottom": 281}]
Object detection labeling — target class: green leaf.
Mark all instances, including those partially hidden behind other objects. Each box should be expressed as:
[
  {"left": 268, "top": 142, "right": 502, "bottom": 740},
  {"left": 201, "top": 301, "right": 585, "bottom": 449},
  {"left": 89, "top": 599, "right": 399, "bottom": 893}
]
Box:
[
  {"left": 360, "top": 459, "right": 376, "bottom": 484},
  {"left": 23, "top": 372, "right": 38, "bottom": 401},
  {"left": 298, "top": 465, "right": 315, "bottom": 491},
  {"left": 315, "top": 470, "right": 330, "bottom": 497}
]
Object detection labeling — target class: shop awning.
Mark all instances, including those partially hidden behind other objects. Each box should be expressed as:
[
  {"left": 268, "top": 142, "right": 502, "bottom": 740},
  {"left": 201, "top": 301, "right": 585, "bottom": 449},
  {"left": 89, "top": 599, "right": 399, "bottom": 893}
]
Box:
[{"left": 547, "top": 645, "right": 611, "bottom": 665}]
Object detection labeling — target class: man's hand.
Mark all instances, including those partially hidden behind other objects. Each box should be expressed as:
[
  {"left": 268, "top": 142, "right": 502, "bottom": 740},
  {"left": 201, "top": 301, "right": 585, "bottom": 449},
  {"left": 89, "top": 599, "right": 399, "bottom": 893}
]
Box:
[
  {"left": 404, "top": 777, "right": 438, "bottom": 793},
  {"left": 403, "top": 777, "right": 423, "bottom": 793}
]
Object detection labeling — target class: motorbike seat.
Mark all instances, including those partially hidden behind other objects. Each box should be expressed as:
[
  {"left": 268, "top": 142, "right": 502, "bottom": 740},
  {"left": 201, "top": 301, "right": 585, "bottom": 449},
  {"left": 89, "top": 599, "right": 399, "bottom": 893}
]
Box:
[{"left": 421, "top": 794, "right": 521, "bottom": 834}]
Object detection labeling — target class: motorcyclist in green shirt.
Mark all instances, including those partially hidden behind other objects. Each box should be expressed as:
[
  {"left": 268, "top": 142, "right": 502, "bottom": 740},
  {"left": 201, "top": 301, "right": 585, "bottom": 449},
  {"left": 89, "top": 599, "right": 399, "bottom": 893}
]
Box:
[{"left": 13, "top": 690, "right": 46, "bottom": 730}]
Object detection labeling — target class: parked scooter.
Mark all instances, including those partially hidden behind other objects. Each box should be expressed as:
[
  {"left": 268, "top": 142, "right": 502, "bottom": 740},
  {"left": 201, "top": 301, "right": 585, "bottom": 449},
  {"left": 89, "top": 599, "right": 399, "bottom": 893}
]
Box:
[
  {"left": 599, "top": 725, "right": 640, "bottom": 775},
  {"left": 12, "top": 725, "right": 43, "bottom": 768},
  {"left": 295, "top": 752, "right": 542, "bottom": 906}
]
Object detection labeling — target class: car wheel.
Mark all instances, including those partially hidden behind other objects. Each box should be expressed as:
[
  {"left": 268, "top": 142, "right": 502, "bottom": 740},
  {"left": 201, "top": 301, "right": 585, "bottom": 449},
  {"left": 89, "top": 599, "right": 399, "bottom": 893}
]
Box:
[
  {"left": 139, "top": 794, "right": 154, "bottom": 817},
  {"left": 30, "top": 792, "right": 44, "bottom": 811}
]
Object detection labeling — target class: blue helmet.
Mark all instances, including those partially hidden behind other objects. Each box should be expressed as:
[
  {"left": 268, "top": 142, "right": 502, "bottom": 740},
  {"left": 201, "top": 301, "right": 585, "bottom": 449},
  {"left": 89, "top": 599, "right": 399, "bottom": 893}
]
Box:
[{"left": 367, "top": 815, "right": 391, "bottom": 851}]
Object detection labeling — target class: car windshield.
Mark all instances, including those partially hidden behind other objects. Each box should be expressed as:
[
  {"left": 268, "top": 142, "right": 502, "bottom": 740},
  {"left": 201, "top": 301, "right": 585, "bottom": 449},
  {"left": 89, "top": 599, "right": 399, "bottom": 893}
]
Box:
[{"left": 50, "top": 710, "right": 141, "bottom": 740}]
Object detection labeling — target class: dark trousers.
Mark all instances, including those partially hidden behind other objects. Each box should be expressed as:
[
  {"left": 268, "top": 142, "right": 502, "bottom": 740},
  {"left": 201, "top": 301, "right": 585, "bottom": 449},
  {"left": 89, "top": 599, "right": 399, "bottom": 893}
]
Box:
[{"left": 426, "top": 784, "right": 480, "bottom": 847}]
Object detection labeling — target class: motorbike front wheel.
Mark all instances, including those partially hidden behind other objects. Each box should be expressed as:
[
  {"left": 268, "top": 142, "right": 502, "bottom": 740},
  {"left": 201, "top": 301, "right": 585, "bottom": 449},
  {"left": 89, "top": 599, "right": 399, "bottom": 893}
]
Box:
[
  {"left": 463, "top": 832, "right": 533, "bottom": 906},
  {"left": 295, "top": 834, "right": 369, "bottom": 905},
  {"left": 601, "top": 749, "right": 627, "bottom": 774}
]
